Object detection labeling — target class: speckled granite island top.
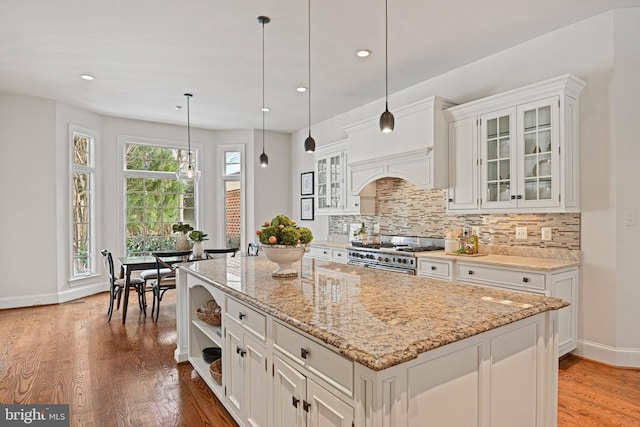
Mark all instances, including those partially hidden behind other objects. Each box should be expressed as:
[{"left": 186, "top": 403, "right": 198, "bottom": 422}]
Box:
[{"left": 182, "top": 256, "right": 568, "bottom": 371}]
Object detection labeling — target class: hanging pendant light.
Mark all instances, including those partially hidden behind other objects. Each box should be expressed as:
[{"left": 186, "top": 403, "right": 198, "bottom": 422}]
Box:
[
  {"left": 176, "top": 93, "right": 201, "bottom": 182},
  {"left": 379, "top": 0, "right": 395, "bottom": 133},
  {"left": 304, "top": 0, "right": 316, "bottom": 153},
  {"left": 258, "top": 16, "right": 270, "bottom": 168}
]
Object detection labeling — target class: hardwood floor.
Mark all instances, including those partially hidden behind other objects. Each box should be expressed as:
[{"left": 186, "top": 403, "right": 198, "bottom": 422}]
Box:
[{"left": 1, "top": 292, "right": 639, "bottom": 426}]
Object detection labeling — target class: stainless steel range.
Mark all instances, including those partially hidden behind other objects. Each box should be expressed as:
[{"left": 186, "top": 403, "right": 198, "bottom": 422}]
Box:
[{"left": 347, "top": 236, "right": 445, "bottom": 274}]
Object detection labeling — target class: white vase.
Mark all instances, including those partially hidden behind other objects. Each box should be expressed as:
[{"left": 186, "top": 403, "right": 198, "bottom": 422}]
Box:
[
  {"left": 193, "top": 241, "right": 204, "bottom": 259},
  {"left": 261, "top": 245, "right": 307, "bottom": 278},
  {"left": 176, "top": 233, "right": 190, "bottom": 251}
]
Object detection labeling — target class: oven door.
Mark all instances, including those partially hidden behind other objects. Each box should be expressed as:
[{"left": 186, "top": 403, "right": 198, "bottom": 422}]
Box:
[{"left": 349, "top": 260, "right": 415, "bottom": 275}]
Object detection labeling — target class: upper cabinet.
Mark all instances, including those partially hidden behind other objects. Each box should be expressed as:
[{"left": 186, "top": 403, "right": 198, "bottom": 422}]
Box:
[
  {"left": 344, "top": 96, "right": 457, "bottom": 194},
  {"left": 315, "top": 140, "right": 375, "bottom": 216},
  {"left": 445, "top": 74, "right": 585, "bottom": 213}
]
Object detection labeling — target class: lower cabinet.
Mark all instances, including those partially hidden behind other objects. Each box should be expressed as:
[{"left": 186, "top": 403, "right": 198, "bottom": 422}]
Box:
[{"left": 273, "top": 355, "right": 354, "bottom": 427}]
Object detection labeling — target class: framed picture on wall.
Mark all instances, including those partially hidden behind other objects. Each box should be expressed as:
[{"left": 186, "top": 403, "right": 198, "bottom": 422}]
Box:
[
  {"left": 301, "top": 197, "right": 314, "bottom": 221},
  {"left": 300, "top": 171, "right": 314, "bottom": 196}
]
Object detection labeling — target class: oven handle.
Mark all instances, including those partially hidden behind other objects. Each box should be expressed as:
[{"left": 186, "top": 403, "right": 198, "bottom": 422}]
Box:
[{"left": 348, "top": 261, "right": 415, "bottom": 275}]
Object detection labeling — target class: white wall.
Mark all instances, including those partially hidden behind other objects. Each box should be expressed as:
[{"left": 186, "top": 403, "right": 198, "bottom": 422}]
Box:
[
  {"left": 0, "top": 94, "right": 58, "bottom": 306},
  {"left": 289, "top": 10, "right": 640, "bottom": 366}
]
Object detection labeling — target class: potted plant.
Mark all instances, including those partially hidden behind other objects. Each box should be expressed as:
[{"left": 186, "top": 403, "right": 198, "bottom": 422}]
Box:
[
  {"left": 353, "top": 222, "right": 367, "bottom": 241},
  {"left": 256, "top": 214, "right": 313, "bottom": 278},
  {"left": 172, "top": 222, "right": 194, "bottom": 250},
  {"left": 188, "top": 230, "right": 208, "bottom": 258}
]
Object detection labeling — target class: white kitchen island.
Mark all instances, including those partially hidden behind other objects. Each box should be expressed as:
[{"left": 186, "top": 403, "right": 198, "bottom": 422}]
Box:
[{"left": 175, "top": 255, "right": 567, "bottom": 427}]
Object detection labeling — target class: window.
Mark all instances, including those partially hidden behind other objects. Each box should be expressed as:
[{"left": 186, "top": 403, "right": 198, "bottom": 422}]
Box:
[
  {"left": 223, "top": 150, "right": 242, "bottom": 248},
  {"left": 72, "top": 130, "right": 95, "bottom": 277},
  {"left": 124, "top": 143, "right": 197, "bottom": 256}
]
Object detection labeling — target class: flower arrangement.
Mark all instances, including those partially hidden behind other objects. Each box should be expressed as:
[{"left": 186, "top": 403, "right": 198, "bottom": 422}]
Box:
[
  {"left": 188, "top": 230, "right": 209, "bottom": 242},
  {"left": 256, "top": 214, "right": 313, "bottom": 246},
  {"left": 172, "top": 222, "right": 194, "bottom": 234}
]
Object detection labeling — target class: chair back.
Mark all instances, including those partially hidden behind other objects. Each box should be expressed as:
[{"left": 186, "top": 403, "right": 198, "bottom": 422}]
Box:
[
  {"left": 248, "top": 243, "right": 260, "bottom": 256},
  {"left": 151, "top": 250, "right": 192, "bottom": 284},
  {"left": 205, "top": 248, "right": 239, "bottom": 259},
  {"left": 100, "top": 249, "right": 116, "bottom": 286}
]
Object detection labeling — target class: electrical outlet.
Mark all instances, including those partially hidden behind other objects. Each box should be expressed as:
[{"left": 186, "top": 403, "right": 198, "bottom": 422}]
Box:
[
  {"left": 515, "top": 227, "right": 528, "bottom": 239},
  {"left": 541, "top": 227, "right": 552, "bottom": 241},
  {"left": 342, "top": 223, "right": 348, "bottom": 232},
  {"left": 472, "top": 226, "right": 480, "bottom": 236},
  {"left": 373, "top": 224, "right": 380, "bottom": 234}
]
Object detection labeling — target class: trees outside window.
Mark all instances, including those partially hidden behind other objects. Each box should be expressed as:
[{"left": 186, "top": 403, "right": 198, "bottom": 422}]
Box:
[{"left": 124, "top": 143, "right": 196, "bottom": 256}]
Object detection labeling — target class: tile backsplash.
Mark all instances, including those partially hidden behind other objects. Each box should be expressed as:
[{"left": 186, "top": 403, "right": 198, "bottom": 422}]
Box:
[{"left": 329, "top": 178, "right": 580, "bottom": 252}]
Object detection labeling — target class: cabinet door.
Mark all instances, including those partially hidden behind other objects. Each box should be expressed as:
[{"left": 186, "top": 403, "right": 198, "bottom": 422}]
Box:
[
  {"left": 245, "top": 333, "right": 269, "bottom": 427},
  {"left": 307, "top": 378, "right": 354, "bottom": 427},
  {"left": 225, "top": 323, "right": 244, "bottom": 420},
  {"left": 328, "top": 153, "right": 343, "bottom": 210},
  {"left": 448, "top": 117, "right": 479, "bottom": 210},
  {"left": 516, "top": 97, "right": 560, "bottom": 208},
  {"left": 551, "top": 269, "right": 577, "bottom": 356},
  {"left": 273, "top": 355, "right": 307, "bottom": 427},
  {"left": 316, "top": 157, "right": 329, "bottom": 214},
  {"left": 480, "top": 108, "right": 516, "bottom": 209}
]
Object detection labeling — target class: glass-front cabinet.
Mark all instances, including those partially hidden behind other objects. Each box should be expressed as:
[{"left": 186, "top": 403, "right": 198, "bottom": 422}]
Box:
[
  {"left": 479, "top": 97, "right": 560, "bottom": 210},
  {"left": 316, "top": 152, "right": 343, "bottom": 213}
]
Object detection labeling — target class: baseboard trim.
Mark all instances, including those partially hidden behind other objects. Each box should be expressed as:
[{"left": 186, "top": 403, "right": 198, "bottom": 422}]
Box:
[
  {"left": 575, "top": 339, "right": 640, "bottom": 368},
  {"left": 0, "top": 283, "right": 108, "bottom": 310}
]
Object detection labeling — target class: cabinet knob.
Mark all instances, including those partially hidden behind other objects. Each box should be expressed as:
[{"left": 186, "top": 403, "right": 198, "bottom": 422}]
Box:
[
  {"left": 448, "top": 198, "right": 453, "bottom": 203},
  {"left": 300, "top": 348, "right": 309, "bottom": 359},
  {"left": 303, "top": 400, "right": 311, "bottom": 412},
  {"left": 236, "top": 346, "right": 246, "bottom": 357},
  {"left": 292, "top": 397, "right": 300, "bottom": 408},
  {"left": 522, "top": 277, "right": 529, "bottom": 283},
  {"left": 238, "top": 312, "right": 246, "bottom": 320},
  {"left": 511, "top": 195, "right": 516, "bottom": 200},
  {"left": 431, "top": 266, "right": 436, "bottom": 271},
  {"left": 517, "top": 195, "right": 523, "bottom": 200},
  {"left": 468, "top": 270, "right": 474, "bottom": 275}
]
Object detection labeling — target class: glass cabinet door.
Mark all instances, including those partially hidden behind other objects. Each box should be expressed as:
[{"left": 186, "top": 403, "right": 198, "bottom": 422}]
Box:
[
  {"left": 481, "top": 108, "right": 516, "bottom": 208},
  {"left": 329, "top": 154, "right": 342, "bottom": 209},
  {"left": 517, "top": 97, "right": 559, "bottom": 207},
  {"left": 316, "top": 157, "right": 327, "bottom": 210}
]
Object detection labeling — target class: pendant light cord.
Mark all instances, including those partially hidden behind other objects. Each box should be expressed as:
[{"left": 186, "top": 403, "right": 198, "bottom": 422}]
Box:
[
  {"left": 262, "top": 18, "right": 266, "bottom": 154},
  {"left": 308, "top": 0, "right": 312, "bottom": 137},
  {"left": 384, "top": 0, "right": 389, "bottom": 108},
  {"left": 186, "top": 94, "right": 192, "bottom": 163}
]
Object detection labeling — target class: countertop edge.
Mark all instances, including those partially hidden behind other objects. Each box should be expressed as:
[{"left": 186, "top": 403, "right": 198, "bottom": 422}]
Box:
[{"left": 415, "top": 251, "right": 580, "bottom": 271}]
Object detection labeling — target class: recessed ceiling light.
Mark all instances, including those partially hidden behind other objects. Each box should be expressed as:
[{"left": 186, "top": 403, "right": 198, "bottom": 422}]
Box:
[
  {"left": 356, "top": 50, "right": 371, "bottom": 58},
  {"left": 296, "top": 86, "right": 308, "bottom": 93},
  {"left": 262, "top": 107, "right": 270, "bottom": 112},
  {"left": 80, "top": 74, "right": 95, "bottom": 81}
]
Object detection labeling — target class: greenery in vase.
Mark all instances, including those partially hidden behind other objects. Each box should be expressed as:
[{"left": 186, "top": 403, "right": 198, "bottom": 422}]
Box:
[
  {"left": 256, "top": 214, "right": 313, "bottom": 246},
  {"left": 172, "top": 222, "right": 194, "bottom": 234},
  {"left": 188, "top": 230, "right": 208, "bottom": 242}
]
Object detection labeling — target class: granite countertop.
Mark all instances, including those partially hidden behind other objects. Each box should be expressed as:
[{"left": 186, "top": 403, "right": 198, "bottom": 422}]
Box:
[
  {"left": 183, "top": 256, "right": 568, "bottom": 371},
  {"left": 415, "top": 251, "right": 580, "bottom": 271},
  {"left": 309, "top": 240, "right": 350, "bottom": 249}
]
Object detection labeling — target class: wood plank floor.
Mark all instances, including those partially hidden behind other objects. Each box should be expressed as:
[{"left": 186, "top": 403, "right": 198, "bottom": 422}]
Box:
[{"left": 1, "top": 292, "right": 639, "bottom": 426}]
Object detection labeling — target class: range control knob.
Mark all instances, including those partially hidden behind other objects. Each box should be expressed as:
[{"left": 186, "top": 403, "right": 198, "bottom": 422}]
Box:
[
  {"left": 377, "top": 256, "right": 383, "bottom": 261},
  {"left": 384, "top": 258, "right": 389, "bottom": 262}
]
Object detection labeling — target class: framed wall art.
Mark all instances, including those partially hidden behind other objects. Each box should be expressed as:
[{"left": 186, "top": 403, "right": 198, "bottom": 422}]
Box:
[
  {"left": 300, "top": 197, "right": 314, "bottom": 221},
  {"left": 300, "top": 171, "right": 314, "bottom": 196}
]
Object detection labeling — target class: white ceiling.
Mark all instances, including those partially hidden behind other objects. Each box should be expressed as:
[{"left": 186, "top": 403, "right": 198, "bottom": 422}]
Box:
[{"left": 1, "top": 0, "right": 639, "bottom": 133}]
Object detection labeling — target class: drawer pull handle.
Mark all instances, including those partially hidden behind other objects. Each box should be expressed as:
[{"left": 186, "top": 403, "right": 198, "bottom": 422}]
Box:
[
  {"left": 522, "top": 277, "right": 529, "bottom": 283},
  {"left": 238, "top": 312, "right": 246, "bottom": 320},
  {"left": 300, "top": 348, "right": 309, "bottom": 359},
  {"left": 303, "top": 400, "right": 311, "bottom": 412},
  {"left": 431, "top": 266, "right": 436, "bottom": 271},
  {"left": 292, "top": 397, "right": 300, "bottom": 408},
  {"left": 468, "top": 270, "right": 474, "bottom": 275},
  {"left": 236, "top": 347, "right": 246, "bottom": 357}
]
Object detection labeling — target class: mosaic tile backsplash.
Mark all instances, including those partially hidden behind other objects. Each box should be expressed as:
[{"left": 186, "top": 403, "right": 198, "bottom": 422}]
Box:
[{"left": 329, "top": 178, "right": 580, "bottom": 252}]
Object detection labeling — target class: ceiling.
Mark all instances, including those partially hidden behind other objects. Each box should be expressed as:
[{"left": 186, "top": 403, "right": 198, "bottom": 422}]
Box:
[{"left": 1, "top": 0, "right": 639, "bottom": 133}]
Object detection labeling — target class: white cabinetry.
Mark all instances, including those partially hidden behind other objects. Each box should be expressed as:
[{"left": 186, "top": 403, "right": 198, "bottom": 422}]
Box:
[
  {"left": 307, "top": 244, "right": 349, "bottom": 264},
  {"left": 315, "top": 140, "right": 375, "bottom": 216},
  {"left": 457, "top": 263, "right": 577, "bottom": 356},
  {"left": 224, "top": 296, "right": 269, "bottom": 427},
  {"left": 446, "top": 74, "right": 585, "bottom": 213}
]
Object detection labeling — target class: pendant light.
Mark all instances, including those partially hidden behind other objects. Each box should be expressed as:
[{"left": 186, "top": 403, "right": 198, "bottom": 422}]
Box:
[
  {"left": 176, "top": 93, "right": 201, "bottom": 182},
  {"left": 258, "top": 16, "right": 270, "bottom": 167},
  {"left": 379, "top": 0, "right": 395, "bottom": 133},
  {"left": 304, "top": 0, "right": 316, "bottom": 153}
]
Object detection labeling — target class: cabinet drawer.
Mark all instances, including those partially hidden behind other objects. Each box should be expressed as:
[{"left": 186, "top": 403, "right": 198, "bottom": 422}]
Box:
[
  {"left": 457, "top": 263, "right": 546, "bottom": 291},
  {"left": 308, "top": 246, "right": 331, "bottom": 260},
  {"left": 417, "top": 259, "right": 451, "bottom": 279},
  {"left": 273, "top": 321, "right": 353, "bottom": 395},
  {"left": 331, "top": 249, "right": 348, "bottom": 264},
  {"left": 225, "top": 297, "right": 266, "bottom": 342}
]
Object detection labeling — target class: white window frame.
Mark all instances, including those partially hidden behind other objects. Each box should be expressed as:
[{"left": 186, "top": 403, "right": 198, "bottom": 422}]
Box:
[
  {"left": 217, "top": 144, "right": 246, "bottom": 251},
  {"left": 119, "top": 135, "right": 202, "bottom": 256},
  {"left": 69, "top": 125, "right": 97, "bottom": 283}
]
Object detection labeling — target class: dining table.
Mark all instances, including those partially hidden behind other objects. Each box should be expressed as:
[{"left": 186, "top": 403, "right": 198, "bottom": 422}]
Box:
[{"left": 117, "top": 253, "right": 200, "bottom": 324}]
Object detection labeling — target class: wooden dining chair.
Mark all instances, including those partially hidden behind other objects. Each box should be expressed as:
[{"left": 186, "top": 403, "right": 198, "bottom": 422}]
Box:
[
  {"left": 100, "top": 249, "right": 145, "bottom": 322},
  {"left": 149, "top": 250, "right": 192, "bottom": 322},
  {"left": 205, "top": 248, "right": 239, "bottom": 258}
]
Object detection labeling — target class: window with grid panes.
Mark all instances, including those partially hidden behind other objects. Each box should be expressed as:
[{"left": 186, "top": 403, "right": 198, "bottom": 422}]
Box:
[{"left": 72, "top": 131, "right": 95, "bottom": 277}]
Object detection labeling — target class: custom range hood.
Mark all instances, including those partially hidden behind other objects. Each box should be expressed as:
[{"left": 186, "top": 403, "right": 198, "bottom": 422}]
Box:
[{"left": 344, "top": 96, "right": 456, "bottom": 194}]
